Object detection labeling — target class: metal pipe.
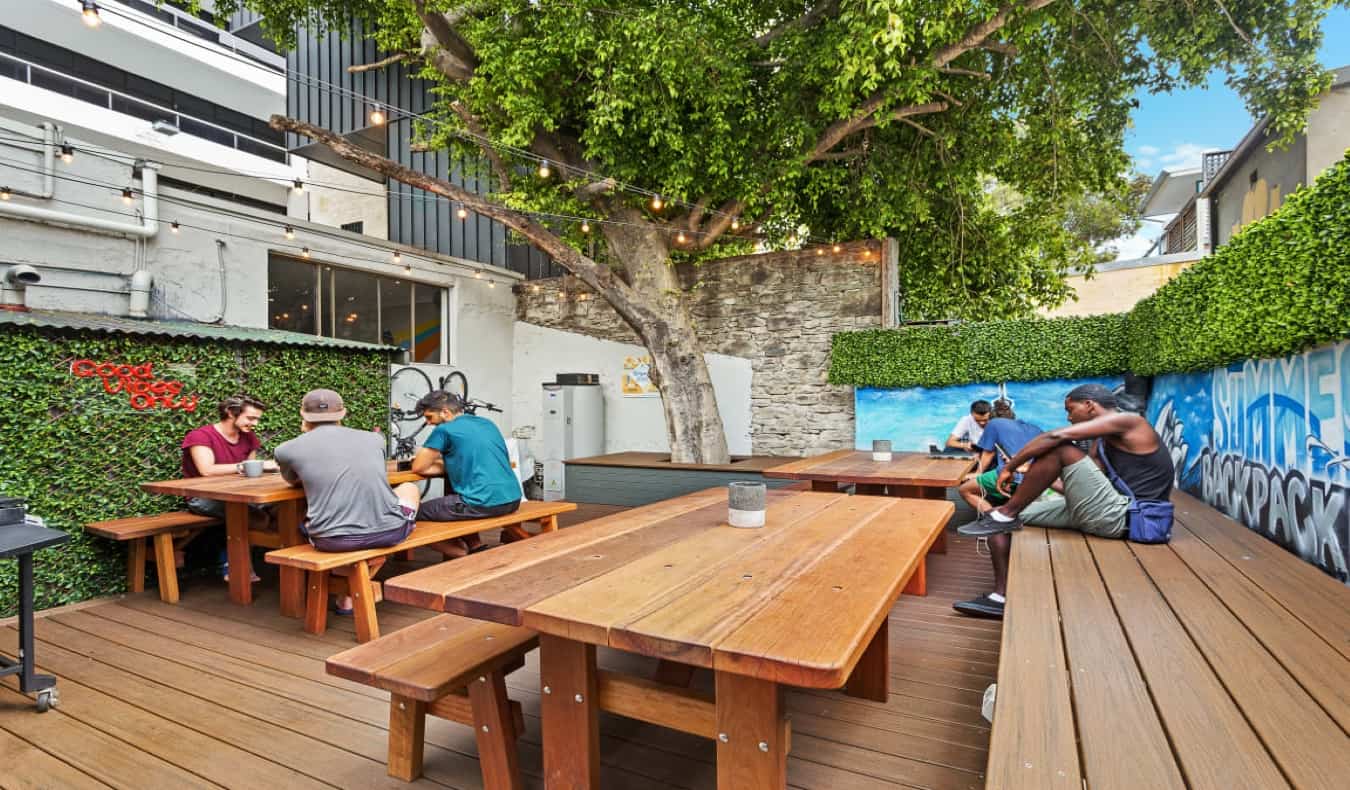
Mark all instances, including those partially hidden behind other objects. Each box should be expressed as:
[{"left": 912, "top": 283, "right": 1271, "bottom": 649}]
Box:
[
  {"left": 128, "top": 270, "right": 153, "bottom": 318},
  {"left": 0, "top": 122, "right": 56, "bottom": 200},
  {"left": 0, "top": 161, "right": 159, "bottom": 239}
]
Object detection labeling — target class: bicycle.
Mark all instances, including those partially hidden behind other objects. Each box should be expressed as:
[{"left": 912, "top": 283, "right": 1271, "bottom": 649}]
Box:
[{"left": 389, "top": 366, "right": 470, "bottom": 460}]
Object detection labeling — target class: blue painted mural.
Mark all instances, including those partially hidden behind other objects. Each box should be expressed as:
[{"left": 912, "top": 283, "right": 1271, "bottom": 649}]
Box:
[
  {"left": 1147, "top": 339, "right": 1350, "bottom": 583},
  {"left": 855, "top": 375, "right": 1125, "bottom": 452}
]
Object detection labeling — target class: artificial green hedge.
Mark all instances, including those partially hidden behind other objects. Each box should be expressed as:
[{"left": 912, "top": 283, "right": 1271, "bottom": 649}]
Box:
[
  {"left": 0, "top": 327, "right": 390, "bottom": 617},
  {"left": 832, "top": 152, "right": 1350, "bottom": 387}
]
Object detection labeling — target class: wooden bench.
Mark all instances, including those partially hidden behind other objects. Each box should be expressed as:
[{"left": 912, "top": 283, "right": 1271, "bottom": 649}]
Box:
[
  {"left": 86, "top": 512, "right": 221, "bottom": 604},
  {"left": 986, "top": 490, "right": 1350, "bottom": 789},
  {"left": 326, "top": 613, "right": 537, "bottom": 786},
  {"left": 264, "top": 500, "right": 577, "bottom": 642}
]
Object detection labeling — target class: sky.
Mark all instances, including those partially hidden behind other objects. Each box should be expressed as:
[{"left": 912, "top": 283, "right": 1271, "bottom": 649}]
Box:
[{"left": 1112, "top": 6, "right": 1350, "bottom": 259}]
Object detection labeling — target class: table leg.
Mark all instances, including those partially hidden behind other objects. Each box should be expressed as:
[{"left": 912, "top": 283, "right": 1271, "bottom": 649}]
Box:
[
  {"left": 276, "top": 500, "right": 305, "bottom": 618},
  {"left": 903, "top": 557, "right": 927, "bottom": 596},
  {"left": 854, "top": 483, "right": 887, "bottom": 496},
  {"left": 539, "top": 635, "right": 599, "bottom": 789},
  {"left": 225, "top": 501, "right": 252, "bottom": 605},
  {"left": 843, "top": 619, "right": 889, "bottom": 702},
  {"left": 810, "top": 480, "right": 839, "bottom": 492},
  {"left": 715, "top": 672, "right": 789, "bottom": 789}
]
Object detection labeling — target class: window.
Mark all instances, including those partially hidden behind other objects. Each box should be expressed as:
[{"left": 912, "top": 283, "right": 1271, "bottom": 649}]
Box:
[
  {"left": 267, "top": 253, "right": 447, "bottom": 362},
  {"left": 341, "top": 221, "right": 365, "bottom": 234}
]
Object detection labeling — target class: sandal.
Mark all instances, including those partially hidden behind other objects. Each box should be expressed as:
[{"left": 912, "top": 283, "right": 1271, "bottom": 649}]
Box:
[
  {"left": 468, "top": 543, "right": 491, "bottom": 555},
  {"left": 333, "top": 598, "right": 354, "bottom": 616}
]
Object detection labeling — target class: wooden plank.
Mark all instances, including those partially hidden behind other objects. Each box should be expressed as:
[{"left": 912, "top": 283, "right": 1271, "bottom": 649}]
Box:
[
  {"left": 1088, "top": 537, "right": 1290, "bottom": 789},
  {"left": 1167, "top": 524, "right": 1350, "bottom": 731},
  {"left": 326, "top": 612, "right": 504, "bottom": 685},
  {"left": 224, "top": 501, "right": 252, "bottom": 605},
  {"left": 150, "top": 533, "right": 178, "bottom": 604},
  {"left": 349, "top": 560, "right": 380, "bottom": 642},
  {"left": 275, "top": 499, "right": 306, "bottom": 618},
  {"left": 86, "top": 511, "right": 219, "bottom": 540},
  {"left": 715, "top": 672, "right": 789, "bottom": 789},
  {"left": 1173, "top": 491, "right": 1350, "bottom": 661},
  {"left": 596, "top": 669, "right": 716, "bottom": 738},
  {"left": 566, "top": 451, "right": 801, "bottom": 473},
  {"left": 539, "top": 635, "right": 599, "bottom": 788},
  {"left": 140, "top": 467, "right": 426, "bottom": 504},
  {"left": 468, "top": 671, "right": 525, "bottom": 790},
  {"left": 1045, "top": 530, "right": 1185, "bottom": 790},
  {"left": 0, "top": 721, "right": 116, "bottom": 790},
  {"left": 764, "top": 451, "right": 973, "bottom": 488},
  {"left": 362, "top": 625, "right": 536, "bottom": 702},
  {"left": 1130, "top": 536, "right": 1350, "bottom": 788},
  {"left": 386, "top": 697, "right": 426, "bottom": 781},
  {"left": 711, "top": 498, "right": 951, "bottom": 688},
  {"left": 842, "top": 618, "right": 888, "bottom": 702},
  {"left": 761, "top": 449, "right": 855, "bottom": 477},
  {"left": 523, "top": 492, "right": 840, "bottom": 644},
  {"left": 126, "top": 537, "right": 146, "bottom": 594},
  {"left": 985, "top": 528, "right": 1081, "bottom": 789},
  {"left": 384, "top": 488, "right": 727, "bottom": 612}
]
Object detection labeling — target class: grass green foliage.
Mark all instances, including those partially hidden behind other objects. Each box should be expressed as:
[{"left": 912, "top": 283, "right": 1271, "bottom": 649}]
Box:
[
  {"left": 832, "top": 153, "right": 1350, "bottom": 387},
  {"left": 0, "top": 328, "right": 390, "bottom": 616}
]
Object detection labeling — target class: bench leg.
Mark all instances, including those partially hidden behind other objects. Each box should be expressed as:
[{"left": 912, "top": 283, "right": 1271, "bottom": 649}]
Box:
[
  {"left": 539, "top": 515, "right": 559, "bottom": 532},
  {"left": 400, "top": 549, "right": 417, "bottom": 561},
  {"left": 387, "top": 696, "right": 426, "bottom": 781},
  {"left": 276, "top": 500, "right": 306, "bottom": 619},
  {"left": 152, "top": 533, "right": 180, "bottom": 604},
  {"left": 843, "top": 619, "right": 889, "bottom": 702},
  {"left": 902, "top": 557, "right": 927, "bottom": 596},
  {"left": 126, "top": 538, "right": 147, "bottom": 594},
  {"left": 715, "top": 671, "right": 789, "bottom": 789},
  {"left": 304, "top": 570, "right": 329, "bottom": 635},
  {"left": 225, "top": 501, "right": 253, "bottom": 605},
  {"left": 540, "top": 635, "right": 599, "bottom": 789},
  {"left": 350, "top": 560, "right": 380, "bottom": 643},
  {"left": 469, "top": 671, "right": 524, "bottom": 790}
]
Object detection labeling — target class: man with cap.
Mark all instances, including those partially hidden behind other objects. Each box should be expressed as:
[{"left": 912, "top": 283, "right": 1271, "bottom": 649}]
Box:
[
  {"left": 274, "top": 388, "right": 422, "bottom": 614},
  {"left": 951, "top": 383, "right": 1174, "bottom": 619},
  {"left": 411, "top": 390, "right": 521, "bottom": 557}
]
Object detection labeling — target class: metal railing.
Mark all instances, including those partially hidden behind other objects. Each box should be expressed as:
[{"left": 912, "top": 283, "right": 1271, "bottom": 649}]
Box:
[
  {"left": 112, "top": 0, "right": 285, "bottom": 73},
  {"left": 0, "top": 52, "right": 288, "bottom": 165}
]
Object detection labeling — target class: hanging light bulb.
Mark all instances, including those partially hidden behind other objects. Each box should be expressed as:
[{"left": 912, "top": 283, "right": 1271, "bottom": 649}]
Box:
[
  {"left": 81, "top": 1, "right": 101, "bottom": 28},
  {"left": 404, "top": 260, "right": 412, "bottom": 274},
  {"left": 0, "top": 187, "right": 9, "bottom": 201},
  {"left": 457, "top": 205, "right": 468, "bottom": 220},
  {"left": 730, "top": 218, "right": 740, "bottom": 231},
  {"left": 170, "top": 221, "right": 179, "bottom": 233},
  {"left": 488, "top": 280, "right": 496, "bottom": 288},
  {"left": 60, "top": 143, "right": 74, "bottom": 164},
  {"left": 862, "top": 248, "right": 872, "bottom": 258},
  {"left": 301, "top": 247, "right": 310, "bottom": 258},
  {"left": 832, "top": 243, "right": 841, "bottom": 253},
  {"left": 676, "top": 230, "right": 687, "bottom": 244},
  {"left": 538, "top": 160, "right": 552, "bottom": 179},
  {"left": 284, "top": 225, "right": 295, "bottom": 240},
  {"left": 369, "top": 104, "right": 386, "bottom": 126},
  {"left": 650, "top": 194, "right": 663, "bottom": 211},
  {"left": 580, "top": 220, "right": 590, "bottom": 234},
  {"left": 474, "top": 270, "right": 483, "bottom": 278},
  {"left": 815, "top": 247, "right": 824, "bottom": 256},
  {"left": 121, "top": 187, "right": 133, "bottom": 205},
  {"left": 393, "top": 251, "right": 402, "bottom": 265},
  {"left": 531, "top": 284, "right": 540, "bottom": 292},
  {"left": 292, "top": 178, "right": 304, "bottom": 193}
]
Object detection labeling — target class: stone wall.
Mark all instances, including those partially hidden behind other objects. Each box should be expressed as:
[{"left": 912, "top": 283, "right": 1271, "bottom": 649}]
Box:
[{"left": 515, "top": 242, "right": 884, "bottom": 456}]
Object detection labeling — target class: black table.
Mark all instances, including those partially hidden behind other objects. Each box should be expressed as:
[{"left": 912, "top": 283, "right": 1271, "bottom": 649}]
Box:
[{"left": 0, "top": 524, "right": 69, "bottom": 711}]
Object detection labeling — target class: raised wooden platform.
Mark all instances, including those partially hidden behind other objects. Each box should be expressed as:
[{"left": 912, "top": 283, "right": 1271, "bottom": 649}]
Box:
[
  {"left": 0, "top": 521, "right": 997, "bottom": 788},
  {"left": 564, "top": 452, "right": 803, "bottom": 506}
]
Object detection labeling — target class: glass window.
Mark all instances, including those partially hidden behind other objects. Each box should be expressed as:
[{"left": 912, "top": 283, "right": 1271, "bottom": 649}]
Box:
[
  {"left": 267, "top": 255, "right": 318, "bottom": 334},
  {"left": 330, "top": 267, "right": 380, "bottom": 344},
  {"left": 412, "top": 285, "right": 442, "bottom": 363},
  {"left": 380, "top": 278, "right": 412, "bottom": 354}
]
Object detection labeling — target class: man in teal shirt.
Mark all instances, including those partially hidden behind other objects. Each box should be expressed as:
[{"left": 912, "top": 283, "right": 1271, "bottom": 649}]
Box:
[{"left": 411, "top": 390, "right": 521, "bottom": 555}]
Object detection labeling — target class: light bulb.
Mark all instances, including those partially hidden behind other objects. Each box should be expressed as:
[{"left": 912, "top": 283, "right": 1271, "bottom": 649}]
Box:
[
  {"left": 475, "top": 270, "right": 483, "bottom": 278},
  {"left": 816, "top": 247, "right": 824, "bottom": 256},
  {"left": 457, "top": 205, "right": 468, "bottom": 220},
  {"left": 538, "top": 160, "right": 551, "bottom": 179},
  {"left": 730, "top": 218, "right": 739, "bottom": 230},
  {"left": 531, "top": 284, "right": 540, "bottom": 292},
  {"left": 60, "top": 143, "right": 74, "bottom": 164},
  {"left": 301, "top": 247, "right": 310, "bottom": 258},
  {"left": 170, "top": 221, "right": 179, "bottom": 233},
  {"left": 121, "top": 187, "right": 133, "bottom": 205},
  {"left": 369, "top": 105, "right": 385, "bottom": 125},
  {"left": 284, "top": 225, "right": 295, "bottom": 240},
  {"left": 488, "top": 280, "right": 496, "bottom": 288},
  {"left": 404, "top": 263, "right": 412, "bottom": 274},
  {"left": 580, "top": 220, "right": 590, "bottom": 234},
  {"left": 832, "top": 243, "right": 841, "bottom": 253},
  {"left": 863, "top": 249, "right": 872, "bottom": 258},
  {"left": 393, "top": 251, "right": 402, "bottom": 264},
  {"left": 650, "top": 194, "right": 663, "bottom": 211},
  {"left": 0, "top": 187, "right": 9, "bottom": 201},
  {"left": 292, "top": 179, "right": 304, "bottom": 193},
  {"left": 676, "top": 231, "right": 687, "bottom": 244},
  {"left": 81, "top": 1, "right": 101, "bottom": 27}
]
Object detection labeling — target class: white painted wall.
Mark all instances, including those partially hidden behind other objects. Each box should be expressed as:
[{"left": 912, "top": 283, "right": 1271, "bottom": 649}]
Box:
[
  {"left": 512, "top": 322, "right": 753, "bottom": 456},
  {"left": 1307, "top": 83, "right": 1350, "bottom": 179},
  {"left": 307, "top": 161, "right": 388, "bottom": 240}
]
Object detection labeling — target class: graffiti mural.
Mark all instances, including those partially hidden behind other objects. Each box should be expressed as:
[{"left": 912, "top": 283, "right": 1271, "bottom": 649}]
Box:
[{"left": 1148, "top": 339, "right": 1350, "bottom": 583}]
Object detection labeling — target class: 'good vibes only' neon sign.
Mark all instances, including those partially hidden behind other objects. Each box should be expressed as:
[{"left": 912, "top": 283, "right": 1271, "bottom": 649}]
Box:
[{"left": 71, "top": 359, "right": 200, "bottom": 412}]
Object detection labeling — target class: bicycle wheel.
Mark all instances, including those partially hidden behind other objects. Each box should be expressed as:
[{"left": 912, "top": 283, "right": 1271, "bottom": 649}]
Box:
[
  {"left": 440, "top": 370, "right": 469, "bottom": 401},
  {"left": 389, "top": 366, "right": 433, "bottom": 455}
]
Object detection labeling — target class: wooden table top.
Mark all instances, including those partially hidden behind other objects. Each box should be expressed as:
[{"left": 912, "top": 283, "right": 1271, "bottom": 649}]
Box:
[
  {"left": 384, "top": 487, "right": 952, "bottom": 688},
  {"left": 141, "top": 462, "right": 426, "bottom": 503},
  {"left": 761, "top": 449, "right": 975, "bottom": 488}
]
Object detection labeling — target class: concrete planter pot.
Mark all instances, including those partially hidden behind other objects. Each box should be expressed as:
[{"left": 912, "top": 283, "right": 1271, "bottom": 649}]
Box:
[
  {"left": 728, "top": 481, "right": 767, "bottom": 528},
  {"left": 872, "top": 439, "right": 893, "bottom": 462}
]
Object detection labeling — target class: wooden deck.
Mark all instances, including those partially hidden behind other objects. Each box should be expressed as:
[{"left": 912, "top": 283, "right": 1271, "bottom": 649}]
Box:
[{"left": 0, "top": 516, "right": 997, "bottom": 789}]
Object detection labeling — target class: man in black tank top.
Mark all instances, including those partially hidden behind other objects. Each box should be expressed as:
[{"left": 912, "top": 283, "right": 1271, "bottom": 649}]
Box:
[{"left": 952, "top": 384, "right": 1175, "bottom": 619}]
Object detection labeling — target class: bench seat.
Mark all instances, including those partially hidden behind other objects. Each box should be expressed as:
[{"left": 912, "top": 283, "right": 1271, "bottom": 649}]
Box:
[
  {"left": 986, "top": 491, "right": 1350, "bottom": 789},
  {"left": 326, "top": 613, "right": 537, "bottom": 785},
  {"left": 265, "top": 500, "right": 577, "bottom": 642},
  {"left": 86, "top": 512, "right": 221, "bottom": 604}
]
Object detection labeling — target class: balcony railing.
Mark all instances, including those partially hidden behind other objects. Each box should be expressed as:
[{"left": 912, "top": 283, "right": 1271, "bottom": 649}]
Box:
[
  {"left": 112, "top": 0, "right": 284, "bottom": 72},
  {"left": 0, "top": 52, "right": 287, "bottom": 165}
]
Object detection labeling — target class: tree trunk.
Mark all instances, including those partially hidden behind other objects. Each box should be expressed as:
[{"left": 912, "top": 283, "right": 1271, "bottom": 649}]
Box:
[{"left": 603, "top": 215, "right": 730, "bottom": 465}]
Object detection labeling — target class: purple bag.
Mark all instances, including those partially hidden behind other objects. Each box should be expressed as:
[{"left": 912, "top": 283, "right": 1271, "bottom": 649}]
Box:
[{"left": 1096, "top": 442, "right": 1173, "bottom": 544}]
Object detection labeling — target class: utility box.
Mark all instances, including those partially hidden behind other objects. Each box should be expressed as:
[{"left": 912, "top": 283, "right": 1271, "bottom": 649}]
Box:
[{"left": 540, "top": 379, "right": 604, "bottom": 500}]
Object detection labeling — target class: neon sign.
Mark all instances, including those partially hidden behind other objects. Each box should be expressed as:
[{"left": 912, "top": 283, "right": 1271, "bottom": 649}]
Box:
[{"left": 70, "top": 359, "right": 199, "bottom": 412}]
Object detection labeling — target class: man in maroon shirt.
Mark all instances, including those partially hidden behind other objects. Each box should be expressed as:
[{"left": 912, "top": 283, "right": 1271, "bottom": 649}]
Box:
[{"left": 181, "top": 395, "right": 276, "bottom": 580}]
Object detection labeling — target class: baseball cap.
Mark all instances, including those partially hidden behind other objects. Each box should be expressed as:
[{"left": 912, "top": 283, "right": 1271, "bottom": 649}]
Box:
[{"left": 300, "top": 388, "right": 347, "bottom": 422}]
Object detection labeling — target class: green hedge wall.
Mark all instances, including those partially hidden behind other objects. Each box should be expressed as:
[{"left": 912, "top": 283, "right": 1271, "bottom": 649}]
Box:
[
  {"left": 0, "top": 327, "right": 390, "bottom": 617},
  {"left": 831, "top": 152, "right": 1350, "bottom": 387}
]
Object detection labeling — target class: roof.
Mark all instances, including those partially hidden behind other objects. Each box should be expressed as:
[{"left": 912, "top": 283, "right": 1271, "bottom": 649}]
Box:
[
  {"left": 1139, "top": 167, "right": 1202, "bottom": 219},
  {"left": 0, "top": 308, "right": 397, "bottom": 352}
]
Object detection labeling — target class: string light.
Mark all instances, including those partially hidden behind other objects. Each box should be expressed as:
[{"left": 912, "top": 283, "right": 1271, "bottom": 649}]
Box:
[
  {"left": 487, "top": 279, "right": 495, "bottom": 288},
  {"left": 404, "top": 260, "right": 412, "bottom": 274},
  {"left": 284, "top": 225, "right": 295, "bottom": 240},
  {"left": 301, "top": 247, "right": 310, "bottom": 258},
  {"left": 675, "top": 230, "right": 687, "bottom": 244},
  {"left": 580, "top": 220, "right": 590, "bottom": 233},
  {"left": 537, "top": 160, "right": 551, "bottom": 179},
  {"left": 0, "top": 187, "right": 9, "bottom": 201},
  {"left": 650, "top": 195, "right": 664, "bottom": 211},
  {"left": 170, "top": 221, "right": 179, "bottom": 233},
  {"left": 369, "top": 104, "right": 386, "bottom": 126},
  {"left": 292, "top": 179, "right": 304, "bottom": 194},
  {"left": 60, "top": 143, "right": 74, "bottom": 164},
  {"left": 456, "top": 205, "right": 468, "bottom": 220},
  {"left": 832, "top": 243, "right": 841, "bottom": 253},
  {"left": 392, "top": 250, "right": 402, "bottom": 265},
  {"left": 730, "top": 219, "right": 739, "bottom": 230},
  {"left": 815, "top": 247, "right": 824, "bottom": 256},
  {"left": 121, "top": 186, "right": 133, "bottom": 205},
  {"left": 81, "top": 1, "right": 101, "bottom": 28}
]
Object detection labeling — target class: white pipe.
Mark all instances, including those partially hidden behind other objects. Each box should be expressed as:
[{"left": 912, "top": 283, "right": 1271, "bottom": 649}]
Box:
[
  {"left": 128, "top": 269, "right": 153, "bottom": 318},
  {"left": 0, "top": 162, "right": 159, "bottom": 239}
]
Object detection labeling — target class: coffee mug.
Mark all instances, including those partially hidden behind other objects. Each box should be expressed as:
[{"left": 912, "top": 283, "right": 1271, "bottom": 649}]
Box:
[
  {"left": 872, "top": 439, "right": 893, "bottom": 462},
  {"left": 239, "top": 459, "right": 264, "bottom": 478},
  {"left": 728, "top": 481, "right": 767, "bottom": 528}
]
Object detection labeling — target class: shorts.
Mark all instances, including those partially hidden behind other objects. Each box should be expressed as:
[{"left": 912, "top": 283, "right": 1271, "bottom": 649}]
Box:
[
  {"left": 418, "top": 494, "right": 520, "bottom": 522},
  {"left": 186, "top": 497, "right": 270, "bottom": 519},
  {"left": 303, "top": 505, "right": 417, "bottom": 552},
  {"left": 975, "top": 469, "right": 1015, "bottom": 505},
  {"left": 1019, "top": 457, "right": 1129, "bottom": 538}
]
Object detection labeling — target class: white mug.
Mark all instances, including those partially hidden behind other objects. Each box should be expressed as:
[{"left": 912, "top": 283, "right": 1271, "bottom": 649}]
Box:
[{"left": 239, "top": 459, "right": 264, "bottom": 478}]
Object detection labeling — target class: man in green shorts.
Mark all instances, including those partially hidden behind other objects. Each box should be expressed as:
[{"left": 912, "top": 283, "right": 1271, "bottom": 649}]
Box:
[{"left": 957, "top": 401, "right": 1043, "bottom": 513}]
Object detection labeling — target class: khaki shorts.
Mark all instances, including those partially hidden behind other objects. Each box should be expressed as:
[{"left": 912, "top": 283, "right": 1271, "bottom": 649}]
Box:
[{"left": 1019, "top": 457, "right": 1129, "bottom": 538}]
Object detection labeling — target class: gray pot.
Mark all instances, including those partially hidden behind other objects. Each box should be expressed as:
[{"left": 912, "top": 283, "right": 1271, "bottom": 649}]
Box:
[
  {"left": 872, "top": 439, "right": 892, "bottom": 453},
  {"left": 728, "top": 481, "right": 766, "bottom": 528}
]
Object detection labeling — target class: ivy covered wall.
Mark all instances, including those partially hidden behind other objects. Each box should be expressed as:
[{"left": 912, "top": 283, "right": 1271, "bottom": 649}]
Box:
[{"left": 0, "top": 327, "right": 390, "bottom": 616}]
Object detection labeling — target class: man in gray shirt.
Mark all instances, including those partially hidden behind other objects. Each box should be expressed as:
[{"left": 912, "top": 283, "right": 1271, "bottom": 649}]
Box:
[{"left": 275, "top": 389, "right": 421, "bottom": 614}]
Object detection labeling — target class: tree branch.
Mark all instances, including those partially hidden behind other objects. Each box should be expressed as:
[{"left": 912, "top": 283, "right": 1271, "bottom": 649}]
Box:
[
  {"left": 348, "top": 52, "right": 408, "bottom": 73},
  {"left": 755, "top": 0, "right": 841, "bottom": 47},
  {"left": 815, "top": 147, "right": 865, "bottom": 160},
  {"left": 851, "top": 101, "right": 949, "bottom": 134},
  {"left": 1213, "top": 0, "right": 1257, "bottom": 49},
  {"left": 898, "top": 118, "right": 937, "bottom": 137},
  {"left": 448, "top": 101, "right": 512, "bottom": 190},
  {"left": 939, "top": 66, "right": 991, "bottom": 79},
  {"left": 980, "top": 40, "right": 1020, "bottom": 56},
  {"left": 574, "top": 178, "right": 617, "bottom": 200},
  {"left": 413, "top": 1, "right": 478, "bottom": 81}
]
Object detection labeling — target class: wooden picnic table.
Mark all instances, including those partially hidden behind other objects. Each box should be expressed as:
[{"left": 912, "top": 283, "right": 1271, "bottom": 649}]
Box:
[
  {"left": 384, "top": 486, "right": 953, "bottom": 788},
  {"left": 141, "top": 462, "right": 425, "bottom": 615}
]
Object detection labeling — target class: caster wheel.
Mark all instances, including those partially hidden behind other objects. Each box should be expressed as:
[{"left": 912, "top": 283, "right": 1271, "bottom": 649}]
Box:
[{"left": 36, "top": 689, "right": 58, "bottom": 712}]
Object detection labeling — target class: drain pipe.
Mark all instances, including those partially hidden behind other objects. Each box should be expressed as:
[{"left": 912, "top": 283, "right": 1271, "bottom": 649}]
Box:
[
  {"left": 0, "top": 160, "right": 159, "bottom": 238},
  {"left": 1, "top": 122, "right": 56, "bottom": 200}
]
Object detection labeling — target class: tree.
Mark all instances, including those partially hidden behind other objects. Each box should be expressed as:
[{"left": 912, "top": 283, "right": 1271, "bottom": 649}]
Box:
[{"left": 216, "top": 0, "right": 1342, "bottom": 463}]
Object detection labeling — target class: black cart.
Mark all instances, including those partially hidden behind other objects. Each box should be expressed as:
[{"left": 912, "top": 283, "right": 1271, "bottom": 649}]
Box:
[{"left": 0, "top": 523, "right": 69, "bottom": 712}]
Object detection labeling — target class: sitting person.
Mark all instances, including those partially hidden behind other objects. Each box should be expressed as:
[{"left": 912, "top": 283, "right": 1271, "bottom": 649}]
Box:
[
  {"left": 957, "top": 400, "right": 1045, "bottom": 517},
  {"left": 953, "top": 384, "right": 1174, "bottom": 619},
  {"left": 411, "top": 390, "right": 522, "bottom": 556},
  {"left": 274, "top": 389, "right": 422, "bottom": 614},
  {"left": 945, "top": 399, "right": 992, "bottom": 452},
  {"left": 181, "top": 394, "right": 276, "bottom": 581}
]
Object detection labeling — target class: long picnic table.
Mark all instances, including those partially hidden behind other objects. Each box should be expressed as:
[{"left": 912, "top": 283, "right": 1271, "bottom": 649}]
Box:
[
  {"left": 141, "top": 463, "right": 424, "bottom": 615},
  {"left": 384, "top": 486, "right": 953, "bottom": 788}
]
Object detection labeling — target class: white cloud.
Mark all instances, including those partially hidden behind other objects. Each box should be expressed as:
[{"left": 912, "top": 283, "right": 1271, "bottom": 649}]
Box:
[
  {"left": 1132, "top": 142, "right": 1218, "bottom": 175},
  {"left": 1104, "top": 223, "right": 1163, "bottom": 262},
  {"left": 1138, "top": 145, "right": 1160, "bottom": 157}
]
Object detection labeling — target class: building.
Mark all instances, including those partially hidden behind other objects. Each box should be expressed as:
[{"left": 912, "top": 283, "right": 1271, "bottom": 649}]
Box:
[{"left": 1045, "top": 65, "right": 1350, "bottom": 318}]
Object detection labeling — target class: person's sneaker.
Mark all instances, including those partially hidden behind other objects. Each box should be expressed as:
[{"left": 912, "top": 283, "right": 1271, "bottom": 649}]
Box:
[
  {"left": 956, "top": 510, "right": 1024, "bottom": 537},
  {"left": 953, "top": 594, "right": 1005, "bottom": 619}
]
